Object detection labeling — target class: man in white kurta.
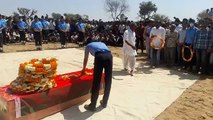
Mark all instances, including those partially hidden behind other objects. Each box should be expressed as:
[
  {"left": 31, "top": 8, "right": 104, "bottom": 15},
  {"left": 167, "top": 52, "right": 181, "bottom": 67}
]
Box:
[{"left": 122, "top": 23, "right": 137, "bottom": 76}]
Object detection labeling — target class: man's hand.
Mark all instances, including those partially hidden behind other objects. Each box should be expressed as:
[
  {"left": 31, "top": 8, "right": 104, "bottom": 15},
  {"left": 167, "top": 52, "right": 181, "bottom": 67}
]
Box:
[
  {"left": 132, "top": 46, "right": 136, "bottom": 50},
  {"left": 81, "top": 69, "right": 86, "bottom": 76}
]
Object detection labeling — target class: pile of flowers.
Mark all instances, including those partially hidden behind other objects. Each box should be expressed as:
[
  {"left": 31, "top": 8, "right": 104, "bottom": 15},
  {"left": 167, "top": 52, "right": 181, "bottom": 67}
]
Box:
[{"left": 10, "top": 58, "right": 58, "bottom": 94}]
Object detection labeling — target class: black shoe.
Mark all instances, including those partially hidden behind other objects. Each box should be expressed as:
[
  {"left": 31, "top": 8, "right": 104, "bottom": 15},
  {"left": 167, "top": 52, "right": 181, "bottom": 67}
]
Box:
[
  {"left": 84, "top": 104, "right": 96, "bottom": 112},
  {"left": 100, "top": 100, "right": 107, "bottom": 108}
]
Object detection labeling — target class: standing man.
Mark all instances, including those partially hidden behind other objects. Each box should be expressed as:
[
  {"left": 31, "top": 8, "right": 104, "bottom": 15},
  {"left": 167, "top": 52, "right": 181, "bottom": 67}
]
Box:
[
  {"left": 81, "top": 39, "right": 113, "bottom": 111},
  {"left": 31, "top": 15, "right": 43, "bottom": 50},
  {"left": 41, "top": 16, "right": 49, "bottom": 44},
  {"left": 135, "top": 21, "right": 144, "bottom": 54},
  {"left": 0, "top": 14, "right": 4, "bottom": 52},
  {"left": 58, "top": 16, "right": 67, "bottom": 48},
  {"left": 122, "top": 22, "right": 137, "bottom": 76},
  {"left": 149, "top": 21, "right": 166, "bottom": 68},
  {"left": 183, "top": 19, "right": 197, "bottom": 70},
  {"left": 177, "top": 19, "right": 187, "bottom": 66},
  {"left": 77, "top": 18, "right": 85, "bottom": 47},
  {"left": 165, "top": 24, "right": 178, "bottom": 66},
  {"left": 143, "top": 19, "right": 153, "bottom": 58},
  {"left": 193, "top": 22, "right": 210, "bottom": 74},
  {"left": 17, "top": 16, "right": 27, "bottom": 44}
]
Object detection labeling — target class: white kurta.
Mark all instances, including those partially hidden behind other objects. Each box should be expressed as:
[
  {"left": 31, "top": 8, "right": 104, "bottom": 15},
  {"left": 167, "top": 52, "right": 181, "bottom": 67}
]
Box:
[{"left": 122, "top": 28, "right": 137, "bottom": 71}]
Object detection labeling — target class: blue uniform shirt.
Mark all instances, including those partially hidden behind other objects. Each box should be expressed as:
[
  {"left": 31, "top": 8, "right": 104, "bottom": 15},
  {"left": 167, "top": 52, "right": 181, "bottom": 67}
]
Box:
[
  {"left": 17, "top": 21, "right": 27, "bottom": 30},
  {"left": 85, "top": 42, "right": 110, "bottom": 59},
  {"left": 77, "top": 21, "right": 85, "bottom": 32},
  {"left": 185, "top": 26, "right": 198, "bottom": 44},
  {"left": 32, "top": 21, "right": 43, "bottom": 31},
  {"left": 58, "top": 21, "right": 67, "bottom": 31},
  {"left": 0, "top": 19, "right": 4, "bottom": 30},
  {"left": 41, "top": 20, "right": 49, "bottom": 29}
]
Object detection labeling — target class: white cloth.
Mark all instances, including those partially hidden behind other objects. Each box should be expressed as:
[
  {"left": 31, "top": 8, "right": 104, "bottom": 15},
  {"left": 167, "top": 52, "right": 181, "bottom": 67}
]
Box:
[
  {"left": 178, "top": 29, "right": 186, "bottom": 43},
  {"left": 175, "top": 24, "right": 183, "bottom": 32},
  {"left": 150, "top": 26, "right": 166, "bottom": 40},
  {"left": 123, "top": 28, "right": 137, "bottom": 56},
  {"left": 123, "top": 53, "right": 136, "bottom": 70},
  {"left": 150, "top": 26, "right": 166, "bottom": 48},
  {"left": 122, "top": 28, "right": 137, "bottom": 70}
]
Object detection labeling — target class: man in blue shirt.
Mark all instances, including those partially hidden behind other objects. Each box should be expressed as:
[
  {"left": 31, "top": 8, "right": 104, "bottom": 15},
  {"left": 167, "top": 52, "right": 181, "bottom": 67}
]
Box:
[
  {"left": 32, "top": 15, "right": 43, "bottom": 50},
  {"left": 1, "top": 15, "right": 7, "bottom": 45},
  {"left": 77, "top": 18, "right": 85, "bottom": 47},
  {"left": 41, "top": 16, "right": 49, "bottom": 44},
  {"left": 58, "top": 16, "right": 67, "bottom": 48},
  {"left": 17, "top": 16, "right": 28, "bottom": 44},
  {"left": 183, "top": 19, "right": 198, "bottom": 70},
  {"left": 0, "top": 14, "right": 4, "bottom": 52},
  {"left": 81, "top": 39, "right": 113, "bottom": 111}
]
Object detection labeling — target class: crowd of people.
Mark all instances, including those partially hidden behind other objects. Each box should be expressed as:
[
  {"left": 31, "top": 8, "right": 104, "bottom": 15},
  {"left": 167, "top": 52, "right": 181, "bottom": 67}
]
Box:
[
  {"left": 0, "top": 14, "right": 130, "bottom": 51},
  {"left": 122, "top": 18, "right": 213, "bottom": 75},
  {"left": 0, "top": 14, "right": 213, "bottom": 75}
]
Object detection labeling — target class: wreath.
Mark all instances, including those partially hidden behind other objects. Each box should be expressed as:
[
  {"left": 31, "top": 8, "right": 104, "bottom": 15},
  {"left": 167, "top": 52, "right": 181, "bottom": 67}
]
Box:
[
  {"left": 150, "top": 35, "right": 165, "bottom": 50},
  {"left": 182, "top": 46, "right": 193, "bottom": 62}
]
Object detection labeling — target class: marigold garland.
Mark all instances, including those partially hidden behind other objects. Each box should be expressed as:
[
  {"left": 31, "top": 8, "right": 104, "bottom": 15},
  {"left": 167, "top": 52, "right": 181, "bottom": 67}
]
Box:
[
  {"left": 182, "top": 46, "right": 193, "bottom": 62},
  {"left": 10, "top": 58, "right": 58, "bottom": 94},
  {"left": 150, "top": 35, "right": 165, "bottom": 50}
]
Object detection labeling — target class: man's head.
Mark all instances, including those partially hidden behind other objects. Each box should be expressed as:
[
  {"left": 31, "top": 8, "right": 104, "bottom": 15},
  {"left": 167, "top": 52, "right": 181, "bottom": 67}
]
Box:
[
  {"left": 155, "top": 21, "right": 161, "bottom": 28},
  {"left": 189, "top": 18, "right": 195, "bottom": 27},
  {"left": 170, "top": 24, "right": 176, "bottom": 32},
  {"left": 34, "top": 15, "right": 39, "bottom": 21},
  {"left": 129, "top": 22, "right": 136, "bottom": 31},
  {"left": 60, "top": 16, "right": 64, "bottom": 21}
]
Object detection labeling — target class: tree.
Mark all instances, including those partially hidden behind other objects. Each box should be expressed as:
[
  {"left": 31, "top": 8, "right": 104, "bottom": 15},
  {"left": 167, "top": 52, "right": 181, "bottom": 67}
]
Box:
[
  {"left": 51, "top": 12, "right": 62, "bottom": 19},
  {"left": 152, "top": 14, "right": 170, "bottom": 23},
  {"left": 105, "top": 0, "right": 129, "bottom": 21},
  {"left": 197, "top": 9, "right": 213, "bottom": 21},
  {"left": 120, "top": 13, "right": 127, "bottom": 21},
  {"left": 138, "top": 1, "right": 157, "bottom": 20},
  {"left": 13, "top": 8, "right": 37, "bottom": 17}
]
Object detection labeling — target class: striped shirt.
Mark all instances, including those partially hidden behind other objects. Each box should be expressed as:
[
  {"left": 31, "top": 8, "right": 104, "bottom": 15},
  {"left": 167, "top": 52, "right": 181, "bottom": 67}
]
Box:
[{"left": 194, "top": 30, "right": 209, "bottom": 49}]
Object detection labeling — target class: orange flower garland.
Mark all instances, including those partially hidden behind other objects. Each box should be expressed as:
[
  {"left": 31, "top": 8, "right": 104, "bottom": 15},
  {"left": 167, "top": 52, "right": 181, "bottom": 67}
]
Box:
[
  {"left": 182, "top": 46, "right": 193, "bottom": 62},
  {"left": 10, "top": 58, "right": 58, "bottom": 94},
  {"left": 150, "top": 35, "right": 165, "bottom": 50}
]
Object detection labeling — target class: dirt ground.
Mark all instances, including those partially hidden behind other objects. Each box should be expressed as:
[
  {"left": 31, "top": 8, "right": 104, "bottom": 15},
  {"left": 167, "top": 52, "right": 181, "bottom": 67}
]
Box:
[{"left": 1, "top": 42, "right": 213, "bottom": 120}]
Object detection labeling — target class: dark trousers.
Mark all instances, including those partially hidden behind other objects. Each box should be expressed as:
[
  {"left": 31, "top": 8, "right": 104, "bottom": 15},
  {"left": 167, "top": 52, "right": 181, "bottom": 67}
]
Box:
[
  {"left": 183, "top": 43, "right": 195, "bottom": 68},
  {"left": 0, "top": 33, "right": 3, "bottom": 47},
  {"left": 34, "top": 32, "right": 42, "bottom": 46},
  {"left": 59, "top": 31, "right": 66, "bottom": 45},
  {"left": 196, "top": 49, "right": 207, "bottom": 73},
  {"left": 136, "top": 36, "right": 143, "bottom": 52},
  {"left": 90, "top": 52, "right": 113, "bottom": 108},
  {"left": 78, "top": 31, "right": 84, "bottom": 43},
  {"left": 19, "top": 30, "right": 26, "bottom": 42},
  {"left": 42, "top": 30, "right": 49, "bottom": 41},
  {"left": 2, "top": 29, "right": 6, "bottom": 44}
]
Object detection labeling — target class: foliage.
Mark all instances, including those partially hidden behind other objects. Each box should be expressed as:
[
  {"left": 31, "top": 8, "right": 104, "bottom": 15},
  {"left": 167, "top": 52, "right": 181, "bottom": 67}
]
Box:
[
  {"left": 152, "top": 14, "right": 170, "bottom": 23},
  {"left": 51, "top": 12, "right": 62, "bottom": 19},
  {"left": 197, "top": 10, "right": 210, "bottom": 20},
  {"left": 105, "top": 0, "right": 129, "bottom": 21},
  {"left": 138, "top": 1, "right": 157, "bottom": 20},
  {"left": 13, "top": 8, "right": 37, "bottom": 17}
]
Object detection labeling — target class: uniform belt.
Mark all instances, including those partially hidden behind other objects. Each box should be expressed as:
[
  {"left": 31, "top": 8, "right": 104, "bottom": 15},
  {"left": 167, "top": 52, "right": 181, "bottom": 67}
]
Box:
[{"left": 95, "top": 51, "right": 111, "bottom": 55}]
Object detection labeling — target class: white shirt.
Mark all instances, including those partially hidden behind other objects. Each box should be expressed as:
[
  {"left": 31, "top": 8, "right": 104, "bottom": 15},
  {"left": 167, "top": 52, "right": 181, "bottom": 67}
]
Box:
[
  {"left": 150, "top": 26, "right": 166, "bottom": 48},
  {"left": 123, "top": 28, "right": 137, "bottom": 56},
  {"left": 178, "top": 29, "right": 186, "bottom": 43},
  {"left": 175, "top": 24, "right": 183, "bottom": 32}
]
